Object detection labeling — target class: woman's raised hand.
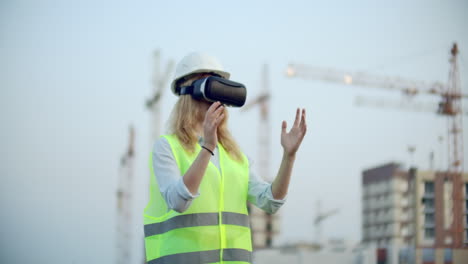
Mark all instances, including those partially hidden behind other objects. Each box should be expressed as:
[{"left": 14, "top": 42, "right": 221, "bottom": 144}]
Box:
[
  {"left": 281, "top": 108, "right": 307, "bottom": 157},
  {"left": 203, "top": 102, "right": 224, "bottom": 150}
]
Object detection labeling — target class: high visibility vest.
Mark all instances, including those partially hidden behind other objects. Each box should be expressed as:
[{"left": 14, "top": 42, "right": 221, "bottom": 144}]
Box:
[{"left": 143, "top": 134, "right": 252, "bottom": 264}]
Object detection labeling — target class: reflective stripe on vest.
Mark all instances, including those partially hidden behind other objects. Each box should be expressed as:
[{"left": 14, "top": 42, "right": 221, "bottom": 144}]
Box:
[
  {"left": 144, "top": 212, "right": 250, "bottom": 237},
  {"left": 143, "top": 134, "right": 252, "bottom": 263},
  {"left": 147, "top": 249, "right": 251, "bottom": 264}
]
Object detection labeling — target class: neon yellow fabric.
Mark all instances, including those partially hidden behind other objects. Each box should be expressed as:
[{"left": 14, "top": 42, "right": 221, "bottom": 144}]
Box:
[{"left": 143, "top": 134, "right": 252, "bottom": 263}]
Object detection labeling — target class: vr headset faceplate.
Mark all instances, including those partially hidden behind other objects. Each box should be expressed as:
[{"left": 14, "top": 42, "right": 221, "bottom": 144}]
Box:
[{"left": 179, "top": 76, "right": 247, "bottom": 107}]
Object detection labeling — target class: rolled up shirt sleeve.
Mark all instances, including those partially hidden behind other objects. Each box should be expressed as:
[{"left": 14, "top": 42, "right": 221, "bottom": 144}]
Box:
[
  {"left": 247, "top": 158, "right": 286, "bottom": 214},
  {"left": 152, "top": 137, "right": 199, "bottom": 213}
]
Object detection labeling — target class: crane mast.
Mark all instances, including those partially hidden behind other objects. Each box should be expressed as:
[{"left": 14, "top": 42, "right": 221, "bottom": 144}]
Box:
[
  {"left": 146, "top": 50, "right": 175, "bottom": 142},
  {"left": 116, "top": 126, "right": 135, "bottom": 264},
  {"left": 444, "top": 44, "right": 463, "bottom": 173}
]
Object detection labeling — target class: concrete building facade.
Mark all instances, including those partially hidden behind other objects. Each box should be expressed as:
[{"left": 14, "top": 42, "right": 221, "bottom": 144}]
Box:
[
  {"left": 249, "top": 205, "right": 280, "bottom": 248},
  {"left": 361, "top": 163, "right": 468, "bottom": 264}
]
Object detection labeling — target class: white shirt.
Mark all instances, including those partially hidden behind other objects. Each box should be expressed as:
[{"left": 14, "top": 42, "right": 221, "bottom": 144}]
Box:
[{"left": 152, "top": 137, "right": 286, "bottom": 214}]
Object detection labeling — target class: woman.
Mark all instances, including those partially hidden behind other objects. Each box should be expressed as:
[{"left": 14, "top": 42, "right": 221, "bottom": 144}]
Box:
[{"left": 143, "top": 52, "right": 307, "bottom": 264}]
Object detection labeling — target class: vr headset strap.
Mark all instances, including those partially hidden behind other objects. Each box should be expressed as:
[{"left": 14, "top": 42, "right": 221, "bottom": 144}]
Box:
[{"left": 179, "top": 86, "right": 194, "bottom": 95}]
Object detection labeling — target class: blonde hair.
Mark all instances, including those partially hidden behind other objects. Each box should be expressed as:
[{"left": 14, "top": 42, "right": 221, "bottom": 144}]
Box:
[{"left": 168, "top": 75, "right": 243, "bottom": 162}]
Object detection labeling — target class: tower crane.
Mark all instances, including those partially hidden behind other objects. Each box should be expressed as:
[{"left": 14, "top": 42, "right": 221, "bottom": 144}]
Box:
[
  {"left": 285, "top": 43, "right": 468, "bottom": 248},
  {"left": 242, "top": 64, "right": 279, "bottom": 249},
  {"left": 116, "top": 125, "right": 135, "bottom": 264},
  {"left": 146, "top": 50, "right": 175, "bottom": 143},
  {"left": 314, "top": 200, "right": 339, "bottom": 245},
  {"left": 243, "top": 64, "right": 272, "bottom": 183},
  {"left": 286, "top": 43, "right": 467, "bottom": 174}
]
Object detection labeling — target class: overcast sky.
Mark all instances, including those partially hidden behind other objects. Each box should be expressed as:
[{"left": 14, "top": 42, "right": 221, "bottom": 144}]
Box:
[{"left": 1, "top": 0, "right": 468, "bottom": 263}]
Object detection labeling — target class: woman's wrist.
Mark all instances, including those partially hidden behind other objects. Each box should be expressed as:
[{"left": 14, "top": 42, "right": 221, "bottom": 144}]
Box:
[
  {"left": 203, "top": 143, "right": 216, "bottom": 151},
  {"left": 283, "top": 150, "right": 296, "bottom": 161},
  {"left": 201, "top": 145, "right": 214, "bottom": 156}
]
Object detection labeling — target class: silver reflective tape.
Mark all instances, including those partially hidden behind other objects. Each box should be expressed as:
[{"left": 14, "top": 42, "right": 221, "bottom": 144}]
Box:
[
  {"left": 147, "top": 249, "right": 220, "bottom": 264},
  {"left": 223, "top": 248, "right": 252, "bottom": 262},
  {"left": 147, "top": 249, "right": 252, "bottom": 264},
  {"left": 144, "top": 213, "right": 219, "bottom": 237},
  {"left": 222, "top": 212, "right": 250, "bottom": 227},
  {"left": 144, "top": 212, "right": 250, "bottom": 237}
]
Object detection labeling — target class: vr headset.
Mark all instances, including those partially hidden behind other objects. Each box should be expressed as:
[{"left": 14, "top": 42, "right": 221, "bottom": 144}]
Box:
[{"left": 178, "top": 76, "right": 247, "bottom": 107}]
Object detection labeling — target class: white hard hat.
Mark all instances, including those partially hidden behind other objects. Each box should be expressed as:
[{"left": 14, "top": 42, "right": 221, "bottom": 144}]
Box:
[{"left": 171, "top": 52, "right": 230, "bottom": 95}]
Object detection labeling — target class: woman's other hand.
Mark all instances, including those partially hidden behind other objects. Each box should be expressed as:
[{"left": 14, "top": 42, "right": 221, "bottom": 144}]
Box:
[{"left": 281, "top": 108, "right": 307, "bottom": 157}]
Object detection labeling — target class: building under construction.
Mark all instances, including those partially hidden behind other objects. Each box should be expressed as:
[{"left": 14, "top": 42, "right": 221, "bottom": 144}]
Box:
[{"left": 362, "top": 163, "right": 468, "bottom": 264}]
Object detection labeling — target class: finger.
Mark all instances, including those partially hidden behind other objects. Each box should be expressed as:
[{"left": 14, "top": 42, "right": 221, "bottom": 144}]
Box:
[
  {"left": 300, "top": 108, "right": 306, "bottom": 128},
  {"left": 207, "top": 101, "right": 221, "bottom": 114},
  {"left": 211, "top": 105, "right": 224, "bottom": 120},
  {"left": 293, "top": 108, "right": 300, "bottom": 127},
  {"left": 215, "top": 113, "right": 225, "bottom": 126},
  {"left": 206, "top": 103, "right": 222, "bottom": 120},
  {"left": 281, "top": 121, "right": 287, "bottom": 134},
  {"left": 214, "top": 104, "right": 224, "bottom": 115}
]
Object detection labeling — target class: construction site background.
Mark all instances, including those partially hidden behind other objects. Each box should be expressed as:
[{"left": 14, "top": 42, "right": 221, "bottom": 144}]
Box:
[{"left": 2, "top": 1, "right": 468, "bottom": 264}]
